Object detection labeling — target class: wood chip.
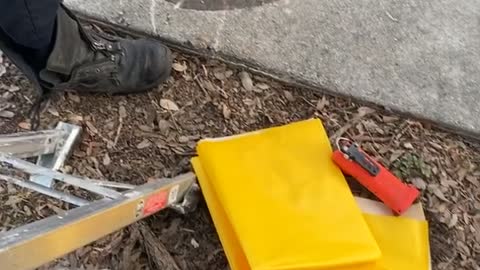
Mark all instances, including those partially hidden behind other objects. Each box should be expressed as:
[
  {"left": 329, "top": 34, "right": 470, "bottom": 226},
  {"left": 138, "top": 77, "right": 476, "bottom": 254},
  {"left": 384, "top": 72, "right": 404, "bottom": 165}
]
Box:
[
  {"left": 256, "top": 83, "right": 270, "bottom": 90},
  {"left": 47, "top": 107, "right": 60, "bottom": 117},
  {"left": 0, "top": 110, "right": 14, "bottom": 118},
  {"left": 214, "top": 71, "right": 226, "bottom": 81},
  {"left": 158, "top": 120, "right": 171, "bottom": 133},
  {"left": 284, "top": 91, "right": 295, "bottom": 102},
  {"left": 357, "top": 106, "right": 376, "bottom": 117},
  {"left": 411, "top": 177, "right": 427, "bottom": 190},
  {"left": 403, "top": 142, "right": 414, "bottom": 149},
  {"left": 190, "top": 238, "right": 200, "bottom": 249},
  {"left": 68, "top": 114, "right": 84, "bottom": 123},
  {"left": 103, "top": 153, "right": 111, "bottom": 166},
  {"left": 68, "top": 93, "right": 81, "bottom": 103},
  {"left": 448, "top": 214, "right": 459, "bottom": 228},
  {"left": 138, "top": 125, "right": 154, "bottom": 132},
  {"left": 119, "top": 105, "right": 127, "bottom": 119},
  {"left": 137, "top": 139, "right": 152, "bottom": 149},
  {"left": 225, "top": 70, "right": 233, "bottom": 78},
  {"left": 18, "top": 122, "right": 31, "bottom": 130},
  {"left": 160, "top": 99, "right": 180, "bottom": 111},
  {"left": 316, "top": 96, "right": 328, "bottom": 111},
  {"left": 85, "top": 121, "right": 99, "bottom": 134},
  {"left": 222, "top": 104, "right": 231, "bottom": 119},
  {"left": 429, "top": 184, "right": 449, "bottom": 202},
  {"left": 239, "top": 71, "right": 253, "bottom": 91},
  {"left": 178, "top": 136, "right": 189, "bottom": 143}
]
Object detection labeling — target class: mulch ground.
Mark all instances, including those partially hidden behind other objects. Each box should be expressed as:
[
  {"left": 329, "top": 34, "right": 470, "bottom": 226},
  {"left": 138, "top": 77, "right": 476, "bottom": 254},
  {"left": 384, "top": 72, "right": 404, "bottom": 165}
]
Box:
[{"left": 0, "top": 46, "right": 479, "bottom": 270}]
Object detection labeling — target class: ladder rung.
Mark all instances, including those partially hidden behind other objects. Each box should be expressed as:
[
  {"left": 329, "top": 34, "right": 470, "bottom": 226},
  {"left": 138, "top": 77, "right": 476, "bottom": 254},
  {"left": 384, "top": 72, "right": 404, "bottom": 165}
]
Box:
[
  {"left": 0, "top": 130, "right": 65, "bottom": 159},
  {"left": 0, "top": 174, "right": 89, "bottom": 206},
  {"left": 0, "top": 154, "right": 123, "bottom": 199}
]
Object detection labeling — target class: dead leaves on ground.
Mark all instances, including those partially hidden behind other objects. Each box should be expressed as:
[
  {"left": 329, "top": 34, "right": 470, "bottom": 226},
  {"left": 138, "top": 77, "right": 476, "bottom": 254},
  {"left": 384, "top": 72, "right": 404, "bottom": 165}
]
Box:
[{"left": 0, "top": 50, "right": 479, "bottom": 270}]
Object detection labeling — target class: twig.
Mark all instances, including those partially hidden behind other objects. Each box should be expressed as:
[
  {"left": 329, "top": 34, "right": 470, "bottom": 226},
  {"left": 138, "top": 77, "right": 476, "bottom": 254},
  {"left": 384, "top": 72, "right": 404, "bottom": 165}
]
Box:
[
  {"left": 352, "top": 135, "right": 392, "bottom": 142},
  {"left": 136, "top": 221, "right": 181, "bottom": 270},
  {"left": 300, "top": 96, "right": 316, "bottom": 108},
  {"left": 112, "top": 121, "right": 123, "bottom": 147},
  {"left": 169, "top": 110, "right": 181, "bottom": 132},
  {"left": 194, "top": 76, "right": 211, "bottom": 98},
  {"left": 330, "top": 110, "right": 374, "bottom": 142}
]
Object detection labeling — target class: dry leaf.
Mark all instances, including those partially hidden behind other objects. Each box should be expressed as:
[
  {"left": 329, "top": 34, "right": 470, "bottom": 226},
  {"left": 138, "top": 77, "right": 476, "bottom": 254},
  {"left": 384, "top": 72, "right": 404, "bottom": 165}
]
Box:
[
  {"left": 68, "top": 93, "right": 81, "bottom": 103},
  {"left": 85, "top": 121, "right": 99, "bottom": 134},
  {"left": 225, "top": 70, "right": 233, "bottom": 78},
  {"left": 316, "top": 96, "right": 328, "bottom": 111},
  {"left": 47, "top": 107, "right": 60, "bottom": 117},
  {"left": 357, "top": 107, "right": 375, "bottom": 117},
  {"left": 214, "top": 71, "right": 226, "bottom": 81},
  {"left": 103, "top": 153, "right": 111, "bottom": 166},
  {"left": 68, "top": 114, "right": 83, "bottom": 121},
  {"left": 0, "top": 64, "right": 5, "bottom": 77},
  {"left": 178, "top": 136, "right": 189, "bottom": 143},
  {"left": 411, "top": 177, "right": 427, "bottom": 190},
  {"left": 466, "top": 175, "right": 479, "bottom": 187},
  {"left": 448, "top": 214, "right": 459, "bottom": 228},
  {"left": 119, "top": 105, "right": 127, "bottom": 119},
  {"left": 8, "top": 85, "right": 20, "bottom": 92},
  {"left": 203, "top": 80, "right": 217, "bottom": 92},
  {"left": 158, "top": 120, "right": 170, "bottom": 133},
  {"left": 160, "top": 99, "right": 179, "bottom": 111},
  {"left": 429, "top": 185, "right": 449, "bottom": 202},
  {"left": 389, "top": 150, "right": 404, "bottom": 162},
  {"left": 382, "top": 116, "right": 398, "bottom": 123},
  {"left": 190, "top": 238, "right": 200, "bottom": 249},
  {"left": 403, "top": 142, "right": 414, "bottom": 149},
  {"left": 222, "top": 104, "right": 231, "bottom": 119},
  {"left": 239, "top": 71, "right": 253, "bottom": 91},
  {"left": 138, "top": 125, "right": 153, "bottom": 132},
  {"left": 172, "top": 62, "right": 187, "bottom": 72},
  {"left": 18, "top": 122, "right": 31, "bottom": 130},
  {"left": 256, "top": 83, "right": 270, "bottom": 90},
  {"left": 428, "top": 141, "right": 443, "bottom": 150},
  {"left": 137, "top": 139, "right": 152, "bottom": 149},
  {"left": 284, "top": 91, "right": 295, "bottom": 102},
  {"left": 0, "top": 110, "right": 14, "bottom": 118}
]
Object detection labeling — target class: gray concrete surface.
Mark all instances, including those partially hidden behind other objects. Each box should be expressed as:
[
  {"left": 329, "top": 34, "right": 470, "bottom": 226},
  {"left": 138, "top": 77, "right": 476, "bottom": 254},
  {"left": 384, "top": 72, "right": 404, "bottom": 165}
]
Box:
[{"left": 66, "top": 0, "right": 480, "bottom": 135}]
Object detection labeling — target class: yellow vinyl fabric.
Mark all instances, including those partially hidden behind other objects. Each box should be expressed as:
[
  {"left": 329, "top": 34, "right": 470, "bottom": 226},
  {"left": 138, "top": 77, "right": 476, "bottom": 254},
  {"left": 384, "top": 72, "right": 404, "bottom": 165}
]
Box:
[
  {"left": 192, "top": 119, "right": 380, "bottom": 270},
  {"left": 362, "top": 214, "right": 430, "bottom": 270}
]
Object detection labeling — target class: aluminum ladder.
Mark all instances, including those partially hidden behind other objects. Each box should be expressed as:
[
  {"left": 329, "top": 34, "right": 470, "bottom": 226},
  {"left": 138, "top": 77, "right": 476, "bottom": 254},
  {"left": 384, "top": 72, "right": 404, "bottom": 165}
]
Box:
[{"left": 0, "top": 122, "right": 197, "bottom": 270}]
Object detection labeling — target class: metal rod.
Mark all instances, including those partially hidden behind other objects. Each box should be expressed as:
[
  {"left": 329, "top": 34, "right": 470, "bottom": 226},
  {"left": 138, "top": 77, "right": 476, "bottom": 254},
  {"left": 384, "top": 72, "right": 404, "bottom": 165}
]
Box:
[
  {"left": 0, "top": 154, "right": 122, "bottom": 199},
  {"left": 0, "top": 174, "right": 89, "bottom": 206},
  {"left": 31, "top": 122, "right": 82, "bottom": 188},
  {"left": 0, "top": 173, "right": 196, "bottom": 270},
  {"left": 94, "top": 180, "right": 135, "bottom": 190}
]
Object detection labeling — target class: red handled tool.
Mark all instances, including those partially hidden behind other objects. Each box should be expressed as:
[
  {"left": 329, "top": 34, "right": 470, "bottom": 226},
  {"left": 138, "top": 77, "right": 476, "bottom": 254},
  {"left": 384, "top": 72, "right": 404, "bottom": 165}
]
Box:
[{"left": 332, "top": 138, "right": 419, "bottom": 215}]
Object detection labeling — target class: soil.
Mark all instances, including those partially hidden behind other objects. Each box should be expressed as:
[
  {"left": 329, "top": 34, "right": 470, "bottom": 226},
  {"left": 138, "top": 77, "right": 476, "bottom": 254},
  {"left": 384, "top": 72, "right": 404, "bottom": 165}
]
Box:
[{"left": 1, "top": 44, "right": 479, "bottom": 269}]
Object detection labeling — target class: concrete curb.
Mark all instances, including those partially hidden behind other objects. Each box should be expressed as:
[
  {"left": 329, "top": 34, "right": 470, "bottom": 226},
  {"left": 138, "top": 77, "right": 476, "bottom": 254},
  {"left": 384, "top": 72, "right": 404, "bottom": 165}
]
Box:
[{"left": 66, "top": 0, "right": 480, "bottom": 136}]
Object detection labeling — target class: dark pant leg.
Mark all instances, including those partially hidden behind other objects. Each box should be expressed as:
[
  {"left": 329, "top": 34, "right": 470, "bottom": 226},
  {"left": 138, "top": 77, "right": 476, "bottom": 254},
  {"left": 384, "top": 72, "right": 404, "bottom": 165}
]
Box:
[{"left": 0, "top": 0, "right": 60, "bottom": 49}]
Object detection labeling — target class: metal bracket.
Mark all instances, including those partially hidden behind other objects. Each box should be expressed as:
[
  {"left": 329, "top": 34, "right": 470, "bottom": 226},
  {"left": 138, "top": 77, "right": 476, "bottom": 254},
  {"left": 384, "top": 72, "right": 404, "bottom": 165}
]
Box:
[{"left": 30, "top": 122, "right": 82, "bottom": 187}]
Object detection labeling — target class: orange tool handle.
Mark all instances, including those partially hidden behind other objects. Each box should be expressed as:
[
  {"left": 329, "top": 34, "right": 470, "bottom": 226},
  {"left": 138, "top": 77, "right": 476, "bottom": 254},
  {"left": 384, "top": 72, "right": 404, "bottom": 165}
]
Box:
[{"left": 332, "top": 150, "right": 419, "bottom": 215}]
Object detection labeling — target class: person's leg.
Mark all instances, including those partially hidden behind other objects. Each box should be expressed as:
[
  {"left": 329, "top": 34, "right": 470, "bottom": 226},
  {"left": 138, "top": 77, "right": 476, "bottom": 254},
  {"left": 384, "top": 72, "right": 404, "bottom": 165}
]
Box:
[
  {"left": 0, "top": 2, "right": 172, "bottom": 95},
  {"left": 0, "top": 0, "right": 59, "bottom": 71},
  {"left": 0, "top": 0, "right": 59, "bottom": 49}
]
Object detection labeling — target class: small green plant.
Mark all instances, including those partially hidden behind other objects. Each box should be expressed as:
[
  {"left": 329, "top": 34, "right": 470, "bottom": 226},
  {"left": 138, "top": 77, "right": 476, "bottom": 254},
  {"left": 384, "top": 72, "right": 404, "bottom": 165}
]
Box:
[{"left": 391, "top": 153, "right": 432, "bottom": 180}]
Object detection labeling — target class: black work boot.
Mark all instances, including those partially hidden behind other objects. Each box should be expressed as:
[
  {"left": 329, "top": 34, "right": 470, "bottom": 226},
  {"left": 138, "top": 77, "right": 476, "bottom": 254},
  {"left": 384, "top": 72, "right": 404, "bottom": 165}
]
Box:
[{"left": 39, "top": 6, "right": 172, "bottom": 94}]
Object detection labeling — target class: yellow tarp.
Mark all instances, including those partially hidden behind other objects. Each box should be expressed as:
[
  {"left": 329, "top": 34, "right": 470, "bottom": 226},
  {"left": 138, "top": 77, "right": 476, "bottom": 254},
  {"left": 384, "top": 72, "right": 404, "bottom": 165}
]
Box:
[{"left": 192, "top": 119, "right": 429, "bottom": 270}]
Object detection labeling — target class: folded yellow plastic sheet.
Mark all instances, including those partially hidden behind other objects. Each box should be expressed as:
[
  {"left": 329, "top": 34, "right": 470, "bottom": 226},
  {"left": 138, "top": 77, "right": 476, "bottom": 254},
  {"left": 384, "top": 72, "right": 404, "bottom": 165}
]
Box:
[
  {"left": 193, "top": 119, "right": 380, "bottom": 270},
  {"left": 193, "top": 158, "right": 431, "bottom": 270},
  {"left": 356, "top": 198, "right": 430, "bottom": 270}
]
